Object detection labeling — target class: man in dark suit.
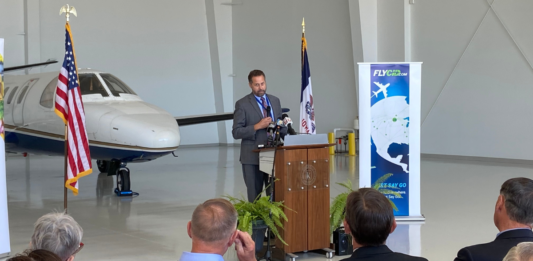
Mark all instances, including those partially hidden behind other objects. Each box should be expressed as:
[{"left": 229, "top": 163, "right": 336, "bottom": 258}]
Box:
[
  {"left": 454, "top": 177, "right": 533, "bottom": 261},
  {"left": 232, "top": 70, "right": 286, "bottom": 202},
  {"left": 342, "top": 188, "right": 428, "bottom": 261}
]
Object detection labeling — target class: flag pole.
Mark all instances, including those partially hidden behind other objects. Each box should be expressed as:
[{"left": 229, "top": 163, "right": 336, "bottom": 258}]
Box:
[
  {"left": 63, "top": 125, "right": 68, "bottom": 212},
  {"left": 59, "top": 4, "right": 77, "bottom": 212},
  {"left": 301, "top": 17, "right": 305, "bottom": 67}
]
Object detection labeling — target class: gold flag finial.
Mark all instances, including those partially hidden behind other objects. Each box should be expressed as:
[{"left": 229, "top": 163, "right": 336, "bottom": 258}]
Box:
[
  {"left": 302, "top": 17, "right": 305, "bottom": 34},
  {"left": 59, "top": 4, "right": 77, "bottom": 22}
]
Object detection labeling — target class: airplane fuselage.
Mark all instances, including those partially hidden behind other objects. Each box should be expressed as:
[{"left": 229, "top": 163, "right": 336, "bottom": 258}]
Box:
[{"left": 3, "top": 69, "right": 181, "bottom": 162}]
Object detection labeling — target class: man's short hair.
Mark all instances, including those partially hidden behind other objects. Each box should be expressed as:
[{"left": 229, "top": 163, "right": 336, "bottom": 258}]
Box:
[
  {"left": 345, "top": 188, "right": 394, "bottom": 246},
  {"left": 503, "top": 242, "right": 533, "bottom": 261},
  {"left": 30, "top": 212, "right": 83, "bottom": 261},
  {"left": 500, "top": 178, "right": 533, "bottom": 226},
  {"left": 248, "top": 70, "right": 265, "bottom": 83},
  {"left": 191, "top": 198, "right": 238, "bottom": 243}
]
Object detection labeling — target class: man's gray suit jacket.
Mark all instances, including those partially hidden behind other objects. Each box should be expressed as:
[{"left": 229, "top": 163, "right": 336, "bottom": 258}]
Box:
[{"left": 232, "top": 93, "right": 286, "bottom": 165}]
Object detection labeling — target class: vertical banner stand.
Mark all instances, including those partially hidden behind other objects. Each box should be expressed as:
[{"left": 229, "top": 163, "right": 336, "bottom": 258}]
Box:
[
  {"left": 0, "top": 38, "right": 11, "bottom": 258},
  {"left": 358, "top": 62, "right": 424, "bottom": 221}
]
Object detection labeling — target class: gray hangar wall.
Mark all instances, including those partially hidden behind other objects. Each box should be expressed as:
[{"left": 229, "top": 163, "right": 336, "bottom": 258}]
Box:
[
  {"left": 232, "top": 0, "right": 359, "bottom": 135},
  {"left": 412, "top": 0, "right": 533, "bottom": 160}
]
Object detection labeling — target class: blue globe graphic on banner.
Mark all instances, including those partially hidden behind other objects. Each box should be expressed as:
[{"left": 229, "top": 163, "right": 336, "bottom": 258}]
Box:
[{"left": 371, "top": 96, "right": 409, "bottom": 173}]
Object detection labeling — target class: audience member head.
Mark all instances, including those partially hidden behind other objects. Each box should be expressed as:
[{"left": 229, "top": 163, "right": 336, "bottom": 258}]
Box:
[
  {"left": 8, "top": 249, "right": 62, "bottom": 261},
  {"left": 494, "top": 178, "right": 533, "bottom": 231},
  {"left": 27, "top": 249, "right": 63, "bottom": 261},
  {"left": 187, "top": 198, "right": 238, "bottom": 255},
  {"left": 30, "top": 212, "right": 83, "bottom": 261},
  {"left": 343, "top": 188, "right": 397, "bottom": 247},
  {"left": 503, "top": 242, "right": 533, "bottom": 261}
]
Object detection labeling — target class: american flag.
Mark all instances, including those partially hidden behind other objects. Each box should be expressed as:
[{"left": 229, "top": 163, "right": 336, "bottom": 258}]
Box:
[{"left": 54, "top": 22, "right": 92, "bottom": 195}]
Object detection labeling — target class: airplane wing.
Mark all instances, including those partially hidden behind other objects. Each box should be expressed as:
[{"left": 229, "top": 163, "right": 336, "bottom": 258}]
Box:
[
  {"left": 383, "top": 88, "right": 388, "bottom": 97},
  {"left": 4, "top": 60, "right": 58, "bottom": 72},
  {"left": 175, "top": 108, "right": 291, "bottom": 126},
  {"left": 175, "top": 113, "right": 234, "bottom": 126}
]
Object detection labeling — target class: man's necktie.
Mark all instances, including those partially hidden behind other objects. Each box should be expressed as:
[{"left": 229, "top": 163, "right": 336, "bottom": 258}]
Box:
[{"left": 261, "top": 97, "right": 268, "bottom": 118}]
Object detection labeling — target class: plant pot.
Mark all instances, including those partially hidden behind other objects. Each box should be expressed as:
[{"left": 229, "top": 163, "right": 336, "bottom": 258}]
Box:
[{"left": 252, "top": 220, "right": 268, "bottom": 253}]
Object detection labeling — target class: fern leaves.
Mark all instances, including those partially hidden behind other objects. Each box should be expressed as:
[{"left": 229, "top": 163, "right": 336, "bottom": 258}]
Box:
[{"left": 224, "top": 194, "right": 290, "bottom": 245}]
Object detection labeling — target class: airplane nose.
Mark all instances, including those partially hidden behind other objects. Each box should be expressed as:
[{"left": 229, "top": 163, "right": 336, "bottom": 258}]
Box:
[{"left": 109, "top": 114, "right": 180, "bottom": 149}]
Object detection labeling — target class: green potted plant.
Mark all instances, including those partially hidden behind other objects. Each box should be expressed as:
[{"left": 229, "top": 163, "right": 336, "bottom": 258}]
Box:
[
  {"left": 225, "top": 193, "right": 290, "bottom": 252},
  {"left": 330, "top": 173, "right": 402, "bottom": 233}
]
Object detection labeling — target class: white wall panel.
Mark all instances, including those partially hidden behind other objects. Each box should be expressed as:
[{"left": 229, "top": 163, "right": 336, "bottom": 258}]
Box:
[
  {"left": 415, "top": 0, "right": 533, "bottom": 159},
  {"left": 412, "top": 0, "right": 489, "bottom": 121},
  {"left": 214, "top": 0, "right": 234, "bottom": 143},
  {"left": 0, "top": 0, "right": 25, "bottom": 67},
  {"left": 377, "top": 0, "right": 404, "bottom": 62}
]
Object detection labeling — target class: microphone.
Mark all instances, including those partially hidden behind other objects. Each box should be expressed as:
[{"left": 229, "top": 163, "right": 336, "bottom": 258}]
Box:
[
  {"left": 276, "top": 118, "right": 284, "bottom": 127},
  {"left": 266, "top": 109, "right": 275, "bottom": 147},
  {"left": 274, "top": 117, "right": 284, "bottom": 146},
  {"left": 282, "top": 113, "right": 297, "bottom": 135},
  {"left": 266, "top": 105, "right": 272, "bottom": 119}
]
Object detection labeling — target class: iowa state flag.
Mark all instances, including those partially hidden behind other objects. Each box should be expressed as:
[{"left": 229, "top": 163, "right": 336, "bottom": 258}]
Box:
[{"left": 300, "top": 34, "right": 316, "bottom": 134}]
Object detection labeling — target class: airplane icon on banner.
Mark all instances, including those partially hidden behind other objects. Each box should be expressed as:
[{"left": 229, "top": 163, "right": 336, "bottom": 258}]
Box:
[{"left": 372, "top": 82, "right": 390, "bottom": 98}]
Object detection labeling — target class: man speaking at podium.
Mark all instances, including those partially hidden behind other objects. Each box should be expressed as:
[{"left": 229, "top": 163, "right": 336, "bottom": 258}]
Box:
[{"left": 232, "top": 70, "right": 286, "bottom": 202}]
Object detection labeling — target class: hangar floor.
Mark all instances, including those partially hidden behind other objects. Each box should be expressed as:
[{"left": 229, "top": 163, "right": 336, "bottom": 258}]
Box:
[{"left": 2, "top": 146, "right": 533, "bottom": 261}]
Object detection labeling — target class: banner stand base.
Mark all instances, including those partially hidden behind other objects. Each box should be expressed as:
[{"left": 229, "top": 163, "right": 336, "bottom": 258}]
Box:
[
  {"left": 395, "top": 215, "right": 425, "bottom": 222},
  {"left": 0, "top": 252, "right": 10, "bottom": 259}
]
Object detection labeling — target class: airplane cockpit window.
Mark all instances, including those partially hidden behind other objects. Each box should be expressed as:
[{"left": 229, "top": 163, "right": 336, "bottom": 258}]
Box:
[
  {"left": 40, "top": 77, "right": 58, "bottom": 108},
  {"left": 7, "top": 86, "right": 19, "bottom": 105},
  {"left": 99, "top": 73, "right": 137, "bottom": 96},
  {"left": 79, "top": 74, "right": 109, "bottom": 97}
]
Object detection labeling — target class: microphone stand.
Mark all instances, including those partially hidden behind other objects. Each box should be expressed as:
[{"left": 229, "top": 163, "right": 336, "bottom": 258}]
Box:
[{"left": 264, "top": 126, "right": 282, "bottom": 261}]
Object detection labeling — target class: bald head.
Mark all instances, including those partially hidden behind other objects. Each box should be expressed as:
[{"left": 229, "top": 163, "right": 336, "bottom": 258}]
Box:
[{"left": 190, "top": 199, "right": 238, "bottom": 243}]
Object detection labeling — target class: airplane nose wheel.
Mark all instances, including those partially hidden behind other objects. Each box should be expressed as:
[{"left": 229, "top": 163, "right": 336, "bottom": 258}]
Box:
[{"left": 114, "top": 166, "right": 133, "bottom": 196}]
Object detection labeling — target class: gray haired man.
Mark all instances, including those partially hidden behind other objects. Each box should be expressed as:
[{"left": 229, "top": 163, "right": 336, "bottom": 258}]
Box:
[
  {"left": 29, "top": 212, "right": 83, "bottom": 261},
  {"left": 455, "top": 177, "right": 533, "bottom": 261},
  {"left": 180, "top": 198, "right": 256, "bottom": 261},
  {"left": 504, "top": 242, "right": 533, "bottom": 261}
]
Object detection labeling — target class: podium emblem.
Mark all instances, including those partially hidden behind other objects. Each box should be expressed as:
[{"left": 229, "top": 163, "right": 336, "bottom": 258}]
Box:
[{"left": 300, "top": 164, "right": 316, "bottom": 186}]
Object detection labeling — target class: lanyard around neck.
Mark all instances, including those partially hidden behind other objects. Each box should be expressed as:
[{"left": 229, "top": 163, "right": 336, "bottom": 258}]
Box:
[{"left": 254, "top": 95, "right": 271, "bottom": 111}]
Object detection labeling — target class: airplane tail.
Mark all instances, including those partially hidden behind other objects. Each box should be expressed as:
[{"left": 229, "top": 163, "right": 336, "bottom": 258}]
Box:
[{"left": 372, "top": 91, "right": 378, "bottom": 97}]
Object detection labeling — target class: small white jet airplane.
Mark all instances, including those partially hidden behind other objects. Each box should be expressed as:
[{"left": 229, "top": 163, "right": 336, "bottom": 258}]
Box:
[
  {"left": 372, "top": 82, "right": 390, "bottom": 98},
  {"left": 3, "top": 61, "right": 233, "bottom": 192}
]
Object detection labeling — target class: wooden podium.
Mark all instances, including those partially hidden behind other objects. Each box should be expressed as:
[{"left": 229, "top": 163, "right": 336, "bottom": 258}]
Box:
[{"left": 258, "top": 138, "right": 332, "bottom": 254}]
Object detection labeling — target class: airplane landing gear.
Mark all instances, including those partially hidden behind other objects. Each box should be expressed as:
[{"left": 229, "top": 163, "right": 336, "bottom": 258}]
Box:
[
  {"left": 114, "top": 167, "right": 133, "bottom": 196},
  {"left": 97, "top": 160, "right": 108, "bottom": 173},
  {"left": 102, "top": 160, "right": 134, "bottom": 196}
]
